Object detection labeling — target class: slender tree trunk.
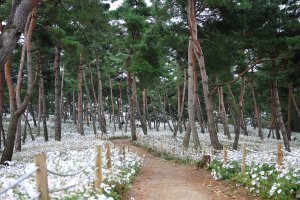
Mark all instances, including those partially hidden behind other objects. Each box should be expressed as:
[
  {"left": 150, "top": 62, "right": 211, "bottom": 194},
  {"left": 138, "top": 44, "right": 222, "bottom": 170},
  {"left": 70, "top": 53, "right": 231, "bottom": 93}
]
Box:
[
  {"left": 60, "top": 64, "right": 65, "bottom": 123},
  {"left": 1, "top": 8, "right": 36, "bottom": 164},
  {"left": 40, "top": 63, "right": 48, "bottom": 142},
  {"left": 72, "top": 88, "right": 76, "bottom": 124},
  {"left": 180, "top": 68, "right": 187, "bottom": 134},
  {"left": 118, "top": 80, "right": 123, "bottom": 130},
  {"left": 188, "top": 38, "right": 200, "bottom": 150},
  {"left": 0, "top": 69, "right": 5, "bottom": 149},
  {"left": 219, "top": 86, "right": 230, "bottom": 139},
  {"left": 287, "top": 83, "right": 292, "bottom": 140},
  {"left": 109, "top": 75, "right": 116, "bottom": 132},
  {"left": 182, "top": 123, "right": 191, "bottom": 149},
  {"left": 96, "top": 58, "right": 107, "bottom": 134},
  {"left": 248, "top": 76, "right": 263, "bottom": 140},
  {"left": 176, "top": 64, "right": 182, "bottom": 137},
  {"left": 54, "top": 43, "right": 62, "bottom": 141},
  {"left": 187, "top": 0, "right": 222, "bottom": 150},
  {"left": 227, "top": 84, "right": 241, "bottom": 150},
  {"left": 77, "top": 54, "right": 84, "bottom": 135},
  {"left": 273, "top": 80, "right": 290, "bottom": 151},
  {"left": 127, "top": 72, "right": 137, "bottom": 140},
  {"left": 132, "top": 75, "right": 147, "bottom": 135}
]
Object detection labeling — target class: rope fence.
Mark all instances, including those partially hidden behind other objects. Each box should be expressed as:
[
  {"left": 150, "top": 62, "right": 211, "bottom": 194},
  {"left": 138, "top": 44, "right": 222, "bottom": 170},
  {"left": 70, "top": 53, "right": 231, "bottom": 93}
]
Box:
[{"left": 0, "top": 143, "right": 114, "bottom": 200}]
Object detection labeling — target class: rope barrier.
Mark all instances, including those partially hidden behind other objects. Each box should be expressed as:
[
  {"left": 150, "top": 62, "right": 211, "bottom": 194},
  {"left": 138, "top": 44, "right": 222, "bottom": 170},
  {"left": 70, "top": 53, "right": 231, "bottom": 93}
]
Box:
[
  {"left": 281, "top": 149, "right": 300, "bottom": 158},
  {"left": 49, "top": 166, "right": 96, "bottom": 194},
  {"left": 47, "top": 155, "right": 96, "bottom": 177},
  {"left": 0, "top": 166, "right": 39, "bottom": 195},
  {"left": 245, "top": 148, "right": 276, "bottom": 154}
]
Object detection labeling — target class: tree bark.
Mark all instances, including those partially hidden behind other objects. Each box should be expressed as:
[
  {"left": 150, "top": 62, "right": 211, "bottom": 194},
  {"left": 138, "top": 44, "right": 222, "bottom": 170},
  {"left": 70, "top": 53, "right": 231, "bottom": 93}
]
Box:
[
  {"left": 187, "top": 0, "right": 222, "bottom": 150},
  {"left": 109, "top": 75, "right": 116, "bottom": 132},
  {"left": 273, "top": 80, "right": 290, "bottom": 151},
  {"left": 0, "top": 69, "right": 5, "bottom": 149},
  {"left": 54, "top": 43, "right": 62, "bottom": 141},
  {"left": 40, "top": 62, "right": 48, "bottom": 142},
  {"left": 132, "top": 75, "right": 147, "bottom": 135},
  {"left": 0, "top": 0, "right": 38, "bottom": 70},
  {"left": 96, "top": 58, "right": 107, "bottom": 135},
  {"left": 127, "top": 71, "right": 137, "bottom": 140},
  {"left": 77, "top": 53, "right": 84, "bottom": 135},
  {"left": 219, "top": 86, "right": 230, "bottom": 139},
  {"left": 248, "top": 76, "right": 263, "bottom": 140},
  {"left": 1, "top": 8, "right": 36, "bottom": 164}
]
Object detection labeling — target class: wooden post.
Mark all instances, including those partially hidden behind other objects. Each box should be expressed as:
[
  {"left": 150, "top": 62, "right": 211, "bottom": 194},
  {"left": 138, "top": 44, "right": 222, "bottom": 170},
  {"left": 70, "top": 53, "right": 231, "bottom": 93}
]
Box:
[
  {"left": 152, "top": 137, "right": 155, "bottom": 149},
  {"left": 241, "top": 143, "right": 247, "bottom": 173},
  {"left": 34, "top": 154, "right": 49, "bottom": 200},
  {"left": 223, "top": 146, "right": 227, "bottom": 164},
  {"left": 122, "top": 146, "right": 126, "bottom": 159},
  {"left": 160, "top": 139, "right": 163, "bottom": 151},
  {"left": 277, "top": 143, "right": 283, "bottom": 167},
  {"left": 105, "top": 143, "right": 112, "bottom": 169},
  {"left": 211, "top": 147, "right": 214, "bottom": 162},
  {"left": 95, "top": 146, "right": 102, "bottom": 191}
]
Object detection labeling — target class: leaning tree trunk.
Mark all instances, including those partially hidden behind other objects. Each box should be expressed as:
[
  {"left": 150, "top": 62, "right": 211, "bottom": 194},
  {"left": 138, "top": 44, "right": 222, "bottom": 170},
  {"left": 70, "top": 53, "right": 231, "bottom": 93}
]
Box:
[
  {"left": 77, "top": 54, "right": 84, "bottom": 135},
  {"left": 1, "top": 8, "right": 36, "bottom": 164},
  {"left": 273, "top": 80, "right": 290, "bottom": 152},
  {"left": 96, "top": 59, "right": 107, "bottom": 135},
  {"left": 54, "top": 43, "right": 62, "bottom": 141},
  {"left": 176, "top": 64, "right": 182, "bottom": 137},
  {"left": 248, "top": 76, "right": 263, "bottom": 140},
  {"left": 187, "top": 0, "right": 222, "bottom": 150}
]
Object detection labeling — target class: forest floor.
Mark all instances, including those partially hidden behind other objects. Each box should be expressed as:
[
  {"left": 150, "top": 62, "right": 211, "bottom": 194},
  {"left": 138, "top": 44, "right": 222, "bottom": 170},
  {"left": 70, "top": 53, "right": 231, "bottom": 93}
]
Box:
[{"left": 112, "top": 139, "right": 261, "bottom": 200}]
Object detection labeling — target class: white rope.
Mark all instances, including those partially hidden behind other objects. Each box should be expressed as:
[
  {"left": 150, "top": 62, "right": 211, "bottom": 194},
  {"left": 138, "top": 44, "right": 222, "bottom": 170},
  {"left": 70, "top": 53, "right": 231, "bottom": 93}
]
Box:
[
  {"left": 49, "top": 166, "right": 97, "bottom": 194},
  {"left": 49, "top": 183, "right": 77, "bottom": 193},
  {"left": 47, "top": 155, "right": 96, "bottom": 177},
  {"left": 0, "top": 166, "right": 39, "bottom": 195},
  {"left": 245, "top": 148, "right": 276, "bottom": 154},
  {"left": 281, "top": 149, "right": 300, "bottom": 158}
]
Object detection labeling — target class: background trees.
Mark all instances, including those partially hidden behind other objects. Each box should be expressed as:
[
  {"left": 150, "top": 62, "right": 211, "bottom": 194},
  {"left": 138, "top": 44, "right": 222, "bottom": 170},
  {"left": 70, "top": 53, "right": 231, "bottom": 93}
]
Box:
[{"left": 0, "top": 0, "right": 299, "bottom": 163}]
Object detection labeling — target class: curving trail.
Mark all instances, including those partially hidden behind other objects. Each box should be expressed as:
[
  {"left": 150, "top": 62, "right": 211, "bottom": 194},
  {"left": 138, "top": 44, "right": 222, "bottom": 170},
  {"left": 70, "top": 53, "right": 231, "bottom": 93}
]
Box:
[{"left": 112, "top": 139, "right": 261, "bottom": 200}]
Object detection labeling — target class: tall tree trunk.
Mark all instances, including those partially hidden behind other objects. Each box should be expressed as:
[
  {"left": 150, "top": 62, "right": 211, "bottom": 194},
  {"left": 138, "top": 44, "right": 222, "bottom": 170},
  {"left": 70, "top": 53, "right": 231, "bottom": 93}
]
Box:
[
  {"left": 72, "top": 88, "right": 76, "bottom": 124},
  {"left": 239, "top": 77, "right": 248, "bottom": 135},
  {"left": 77, "top": 54, "right": 84, "bottom": 135},
  {"left": 227, "top": 84, "right": 241, "bottom": 150},
  {"left": 248, "top": 76, "right": 263, "bottom": 140},
  {"left": 132, "top": 75, "right": 147, "bottom": 135},
  {"left": 109, "top": 75, "right": 116, "bottom": 132},
  {"left": 187, "top": 0, "right": 222, "bottom": 150},
  {"left": 176, "top": 64, "right": 182, "bottom": 137},
  {"left": 118, "top": 80, "right": 123, "bottom": 130},
  {"left": 96, "top": 58, "right": 107, "bottom": 135},
  {"left": 219, "top": 86, "right": 230, "bottom": 139},
  {"left": 287, "top": 83, "right": 292, "bottom": 140},
  {"left": 40, "top": 62, "right": 48, "bottom": 142},
  {"left": 127, "top": 72, "right": 137, "bottom": 140},
  {"left": 60, "top": 64, "right": 65, "bottom": 123},
  {"left": 0, "top": 69, "right": 5, "bottom": 149},
  {"left": 54, "top": 43, "right": 62, "bottom": 141},
  {"left": 180, "top": 68, "right": 187, "bottom": 133},
  {"left": 273, "top": 80, "right": 290, "bottom": 151},
  {"left": 1, "top": 8, "right": 36, "bottom": 164},
  {"left": 188, "top": 38, "right": 200, "bottom": 150},
  {"left": 182, "top": 123, "right": 191, "bottom": 149}
]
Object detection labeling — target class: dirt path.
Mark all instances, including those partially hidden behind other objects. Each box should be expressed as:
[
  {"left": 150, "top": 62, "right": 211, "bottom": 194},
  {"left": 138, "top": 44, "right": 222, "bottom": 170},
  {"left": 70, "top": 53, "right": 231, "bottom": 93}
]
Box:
[{"left": 112, "top": 139, "right": 260, "bottom": 200}]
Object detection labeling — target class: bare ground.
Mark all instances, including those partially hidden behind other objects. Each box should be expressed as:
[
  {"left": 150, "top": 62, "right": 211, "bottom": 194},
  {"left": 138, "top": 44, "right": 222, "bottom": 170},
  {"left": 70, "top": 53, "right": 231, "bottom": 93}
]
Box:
[{"left": 112, "top": 139, "right": 261, "bottom": 200}]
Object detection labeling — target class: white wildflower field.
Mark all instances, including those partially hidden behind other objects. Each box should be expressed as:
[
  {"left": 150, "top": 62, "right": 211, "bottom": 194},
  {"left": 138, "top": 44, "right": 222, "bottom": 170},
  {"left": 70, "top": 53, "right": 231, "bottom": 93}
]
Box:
[{"left": 0, "top": 118, "right": 142, "bottom": 200}]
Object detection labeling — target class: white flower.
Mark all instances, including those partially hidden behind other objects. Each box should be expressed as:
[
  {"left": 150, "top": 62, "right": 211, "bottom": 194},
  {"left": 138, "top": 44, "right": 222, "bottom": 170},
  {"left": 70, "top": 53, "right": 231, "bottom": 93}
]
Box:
[{"left": 277, "top": 189, "right": 282, "bottom": 194}]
